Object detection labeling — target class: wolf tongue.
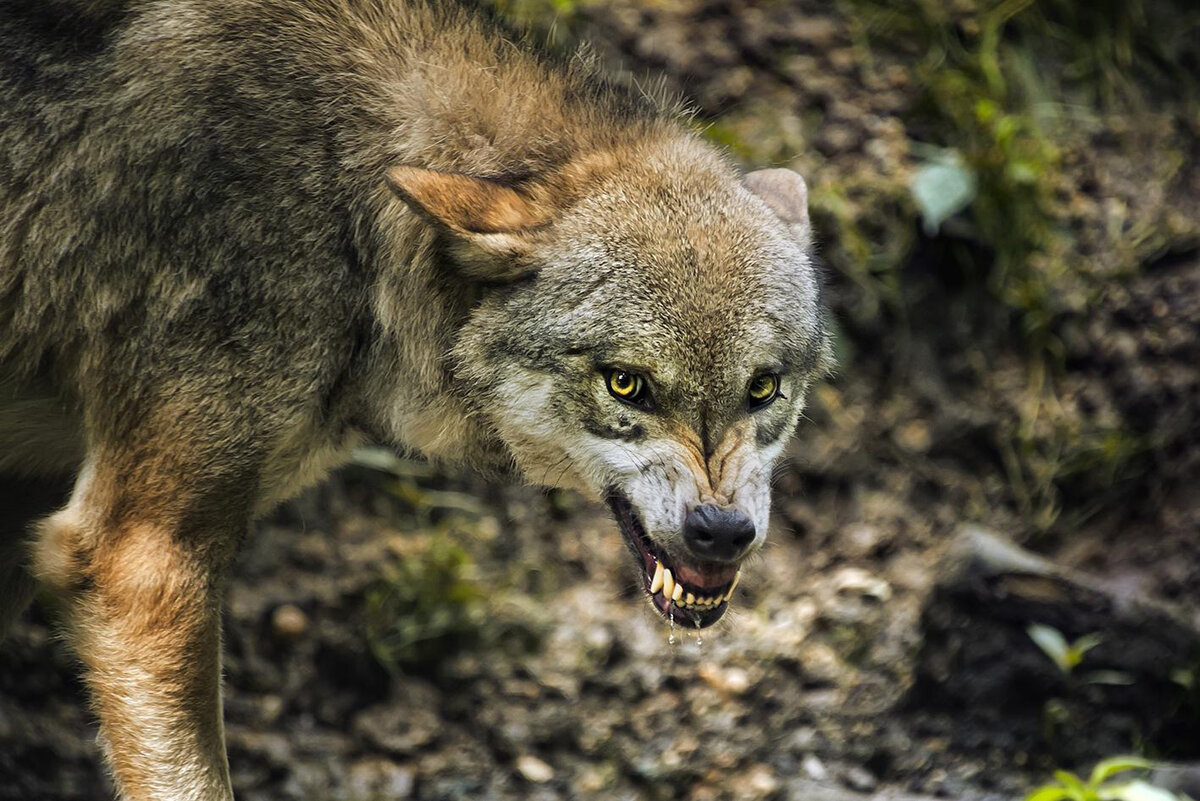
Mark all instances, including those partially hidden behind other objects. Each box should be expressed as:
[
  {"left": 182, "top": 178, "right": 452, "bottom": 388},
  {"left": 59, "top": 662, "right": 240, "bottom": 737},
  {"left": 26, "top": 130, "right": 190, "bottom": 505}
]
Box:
[{"left": 672, "top": 561, "right": 737, "bottom": 590}]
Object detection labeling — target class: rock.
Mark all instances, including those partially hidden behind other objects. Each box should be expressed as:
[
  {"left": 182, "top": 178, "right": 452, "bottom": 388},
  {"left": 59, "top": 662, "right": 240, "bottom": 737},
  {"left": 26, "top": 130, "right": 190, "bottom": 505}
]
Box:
[
  {"left": 909, "top": 525, "right": 1200, "bottom": 762},
  {"left": 353, "top": 703, "right": 439, "bottom": 755},
  {"left": 802, "top": 754, "right": 830, "bottom": 781},
  {"left": 783, "top": 778, "right": 999, "bottom": 801},
  {"left": 1149, "top": 764, "right": 1200, "bottom": 799},
  {"left": 698, "top": 664, "right": 752, "bottom": 695},
  {"left": 270, "top": 604, "right": 309, "bottom": 639},
  {"left": 840, "top": 524, "right": 885, "bottom": 559},
  {"left": 832, "top": 567, "right": 892, "bottom": 603},
  {"left": 515, "top": 754, "right": 554, "bottom": 784},
  {"left": 736, "top": 763, "right": 780, "bottom": 799},
  {"left": 348, "top": 758, "right": 415, "bottom": 799},
  {"left": 842, "top": 765, "right": 878, "bottom": 793}
]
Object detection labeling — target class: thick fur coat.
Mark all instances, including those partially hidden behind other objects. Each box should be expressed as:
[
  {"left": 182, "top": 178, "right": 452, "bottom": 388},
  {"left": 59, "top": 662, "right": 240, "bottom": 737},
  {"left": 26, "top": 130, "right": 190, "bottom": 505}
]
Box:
[{"left": 0, "top": 2, "right": 830, "bottom": 798}]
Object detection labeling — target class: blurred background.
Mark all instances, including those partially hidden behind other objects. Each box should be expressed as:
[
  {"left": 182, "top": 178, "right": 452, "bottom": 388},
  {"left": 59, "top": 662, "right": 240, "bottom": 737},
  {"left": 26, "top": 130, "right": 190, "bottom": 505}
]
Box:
[{"left": 2, "top": 1, "right": 1197, "bottom": 799}]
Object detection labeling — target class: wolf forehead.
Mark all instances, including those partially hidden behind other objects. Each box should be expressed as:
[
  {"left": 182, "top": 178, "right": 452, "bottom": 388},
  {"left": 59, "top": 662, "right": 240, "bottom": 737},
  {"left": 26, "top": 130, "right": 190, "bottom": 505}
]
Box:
[{"left": 488, "top": 167, "right": 828, "bottom": 385}]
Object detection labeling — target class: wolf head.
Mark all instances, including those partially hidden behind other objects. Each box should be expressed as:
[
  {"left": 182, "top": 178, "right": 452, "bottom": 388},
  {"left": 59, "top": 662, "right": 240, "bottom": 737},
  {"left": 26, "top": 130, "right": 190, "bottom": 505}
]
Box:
[{"left": 386, "top": 135, "right": 830, "bottom": 628}]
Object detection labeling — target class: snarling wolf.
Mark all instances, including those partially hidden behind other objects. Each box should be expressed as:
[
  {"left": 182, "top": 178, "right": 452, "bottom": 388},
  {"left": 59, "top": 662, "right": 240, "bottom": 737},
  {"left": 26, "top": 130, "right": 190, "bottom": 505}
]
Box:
[{"left": 0, "top": 0, "right": 831, "bottom": 797}]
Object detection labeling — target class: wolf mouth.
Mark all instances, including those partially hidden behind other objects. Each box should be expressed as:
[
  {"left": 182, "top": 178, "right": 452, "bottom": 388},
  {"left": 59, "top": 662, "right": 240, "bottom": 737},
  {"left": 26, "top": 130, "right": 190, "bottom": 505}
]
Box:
[{"left": 605, "top": 490, "right": 740, "bottom": 629}]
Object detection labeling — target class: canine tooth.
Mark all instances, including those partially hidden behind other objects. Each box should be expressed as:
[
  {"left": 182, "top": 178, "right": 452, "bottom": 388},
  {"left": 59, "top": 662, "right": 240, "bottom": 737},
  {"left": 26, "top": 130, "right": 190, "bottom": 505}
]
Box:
[
  {"left": 662, "top": 569, "right": 675, "bottom": 601},
  {"left": 725, "top": 571, "right": 741, "bottom": 601},
  {"left": 672, "top": 582, "right": 683, "bottom": 603},
  {"left": 649, "top": 561, "right": 664, "bottom": 594}
]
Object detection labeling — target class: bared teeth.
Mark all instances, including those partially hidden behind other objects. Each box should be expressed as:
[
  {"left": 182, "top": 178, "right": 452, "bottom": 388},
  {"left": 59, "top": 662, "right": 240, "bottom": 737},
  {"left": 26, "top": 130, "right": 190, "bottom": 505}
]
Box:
[
  {"left": 725, "top": 570, "right": 741, "bottom": 601},
  {"left": 646, "top": 563, "right": 741, "bottom": 613},
  {"left": 649, "top": 561, "right": 664, "bottom": 594}
]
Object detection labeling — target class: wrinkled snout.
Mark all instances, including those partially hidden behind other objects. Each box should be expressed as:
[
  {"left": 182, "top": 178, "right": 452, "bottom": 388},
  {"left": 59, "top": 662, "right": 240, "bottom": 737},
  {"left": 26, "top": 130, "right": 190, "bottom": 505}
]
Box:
[{"left": 683, "top": 504, "right": 756, "bottom": 563}]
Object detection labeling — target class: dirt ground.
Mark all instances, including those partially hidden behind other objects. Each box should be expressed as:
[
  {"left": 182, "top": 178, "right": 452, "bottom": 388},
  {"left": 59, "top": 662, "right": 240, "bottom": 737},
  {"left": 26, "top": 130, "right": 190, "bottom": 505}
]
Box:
[{"left": 2, "top": 1, "right": 1197, "bottom": 799}]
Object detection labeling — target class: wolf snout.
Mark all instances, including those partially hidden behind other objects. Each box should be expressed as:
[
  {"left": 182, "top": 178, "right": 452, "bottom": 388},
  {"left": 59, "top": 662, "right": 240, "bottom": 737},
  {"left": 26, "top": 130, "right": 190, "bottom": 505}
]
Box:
[{"left": 683, "top": 504, "right": 756, "bottom": 562}]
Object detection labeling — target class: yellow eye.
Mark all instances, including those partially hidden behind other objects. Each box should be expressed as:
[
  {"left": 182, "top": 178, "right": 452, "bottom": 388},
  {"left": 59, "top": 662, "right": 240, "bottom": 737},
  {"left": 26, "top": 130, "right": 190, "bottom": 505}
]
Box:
[
  {"left": 748, "top": 374, "right": 780, "bottom": 408},
  {"left": 607, "top": 369, "right": 648, "bottom": 406}
]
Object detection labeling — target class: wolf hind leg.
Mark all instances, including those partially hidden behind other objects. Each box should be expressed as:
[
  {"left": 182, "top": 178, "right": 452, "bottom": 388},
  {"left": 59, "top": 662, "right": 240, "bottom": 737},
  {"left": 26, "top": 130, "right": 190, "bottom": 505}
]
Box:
[{"left": 0, "top": 473, "right": 72, "bottom": 639}]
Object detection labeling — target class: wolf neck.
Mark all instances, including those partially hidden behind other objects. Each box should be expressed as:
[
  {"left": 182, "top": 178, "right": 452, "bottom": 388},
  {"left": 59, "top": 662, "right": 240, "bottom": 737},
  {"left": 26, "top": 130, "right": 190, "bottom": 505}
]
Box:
[
  {"left": 333, "top": 2, "right": 682, "bottom": 469},
  {"left": 327, "top": 2, "right": 673, "bottom": 177}
]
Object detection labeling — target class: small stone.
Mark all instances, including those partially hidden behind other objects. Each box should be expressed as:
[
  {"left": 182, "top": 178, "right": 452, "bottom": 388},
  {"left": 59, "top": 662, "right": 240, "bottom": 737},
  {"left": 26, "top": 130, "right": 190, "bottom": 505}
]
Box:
[
  {"left": 893, "top": 419, "right": 932, "bottom": 453},
  {"left": 788, "top": 17, "right": 838, "bottom": 47},
  {"left": 741, "top": 764, "right": 780, "bottom": 799},
  {"left": 801, "top": 754, "right": 829, "bottom": 781},
  {"left": 516, "top": 754, "right": 554, "bottom": 783},
  {"left": 841, "top": 523, "right": 883, "bottom": 558},
  {"left": 831, "top": 567, "right": 892, "bottom": 602},
  {"left": 698, "top": 664, "right": 752, "bottom": 695},
  {"left": 257, "top": 694, "right": 284, "bottom": 725},
  {"left": 843, "top": 765, "right": 878, "bottom": 792},
  {"left": 270, "top": 604, "right": 309, "bottom": 639},
  {"left": 348, "top": 758, "right": 415, "bottom": 799},
  {"left": 577, "top": 765, "right": 613, "bottom": 793},
  {"left": 799, "top": 641, "right": 843, "bottom": 685}
]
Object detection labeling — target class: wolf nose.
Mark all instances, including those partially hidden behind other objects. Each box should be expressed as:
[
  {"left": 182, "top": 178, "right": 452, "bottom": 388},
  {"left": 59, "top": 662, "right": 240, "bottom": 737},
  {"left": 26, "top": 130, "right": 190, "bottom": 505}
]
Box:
[{"left": 683, "top": 504, "right": 756, "bottom": 562}]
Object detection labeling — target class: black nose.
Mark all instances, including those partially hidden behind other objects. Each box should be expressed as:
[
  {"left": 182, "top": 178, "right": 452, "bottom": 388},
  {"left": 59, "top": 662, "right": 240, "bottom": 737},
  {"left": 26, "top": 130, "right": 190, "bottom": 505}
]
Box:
[{"left": 683, "top": 504, "right": 756, "bottom": 562}]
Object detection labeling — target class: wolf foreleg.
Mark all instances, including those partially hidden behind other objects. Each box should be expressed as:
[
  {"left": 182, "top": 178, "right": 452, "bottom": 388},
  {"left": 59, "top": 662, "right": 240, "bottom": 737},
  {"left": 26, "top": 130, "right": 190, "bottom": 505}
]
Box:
[{"left": 34, "top": 459, "right": 240, "bottom": 801}]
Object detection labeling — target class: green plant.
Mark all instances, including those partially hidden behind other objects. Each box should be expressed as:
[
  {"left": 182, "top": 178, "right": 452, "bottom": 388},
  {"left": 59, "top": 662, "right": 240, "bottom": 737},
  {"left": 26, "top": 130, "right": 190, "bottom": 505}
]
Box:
[
  {"left": 1025, "top": 756, "right": 1187, "bottom": 801},
  {"left": 364, "top": 536, "right": 487, "bottom": 674},
  {"left": 1028, "top": 624, "right": 1134, "bottom": 684},
  {"left": 1028, "top": 624, "right": 1102, "bottom": 675}
]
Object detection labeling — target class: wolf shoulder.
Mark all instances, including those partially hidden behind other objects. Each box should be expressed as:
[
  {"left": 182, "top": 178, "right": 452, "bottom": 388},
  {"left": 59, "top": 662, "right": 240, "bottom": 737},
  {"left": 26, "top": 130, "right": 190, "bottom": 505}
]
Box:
[
  {"left": 0, "top": 3, "right": 390, "bottom": 492},
  {"left": 1, "top": 3, "right": 375, "bottom": 395}
]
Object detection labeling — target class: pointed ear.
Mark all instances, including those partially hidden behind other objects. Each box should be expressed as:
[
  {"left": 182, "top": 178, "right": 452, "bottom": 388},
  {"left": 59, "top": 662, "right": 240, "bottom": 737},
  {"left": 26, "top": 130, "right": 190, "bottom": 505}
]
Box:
[
  {"left": 744, "top": 168, "right": 811, "bottom": 246},
  {"left": 385, "top": 166, "right": 553, "bottom": 280},
  {"left": 385, "top": 166, "right": 551, "bottom": 234}
]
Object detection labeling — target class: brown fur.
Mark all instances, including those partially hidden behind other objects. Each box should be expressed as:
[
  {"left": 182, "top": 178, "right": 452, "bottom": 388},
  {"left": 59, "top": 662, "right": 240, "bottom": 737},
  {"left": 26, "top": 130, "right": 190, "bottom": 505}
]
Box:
[{"left": 0, "top": 1, "right": 830, "bottom": 797}]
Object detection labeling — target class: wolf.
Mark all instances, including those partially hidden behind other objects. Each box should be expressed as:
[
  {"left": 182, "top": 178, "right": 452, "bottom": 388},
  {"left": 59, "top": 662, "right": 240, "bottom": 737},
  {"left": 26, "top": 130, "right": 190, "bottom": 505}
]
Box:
[{"left": 0, "top": 0, "right": 831, "bottom": 797}]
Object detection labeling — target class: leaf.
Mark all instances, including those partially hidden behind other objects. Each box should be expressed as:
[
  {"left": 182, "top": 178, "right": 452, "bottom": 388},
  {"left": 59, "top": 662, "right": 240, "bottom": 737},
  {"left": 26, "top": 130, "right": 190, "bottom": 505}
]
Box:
[
  {"left": 1055, "top": 770, "right": 1093, "bottom": 801},
  {"left": 1090, "top": 757, "right": 1153, "bottom": 787},
  {"left": 1029, "top": 624, "right": 1073, "bottom": 673},
  {"left": 910, "top": 154, "right": 978, "bottom": 235},
  {"left": 1084, "top": 670, "right": 1136, "bottom": 686},
  {"left": 1027, "top": 785, "right": 1074, "bottom": 801},
  {"left": 1073, "top": 633, "right": 1104, "bottom": 657},
  {"left": 1099, "top": 780, "right": 1180, "bottom": 801}
]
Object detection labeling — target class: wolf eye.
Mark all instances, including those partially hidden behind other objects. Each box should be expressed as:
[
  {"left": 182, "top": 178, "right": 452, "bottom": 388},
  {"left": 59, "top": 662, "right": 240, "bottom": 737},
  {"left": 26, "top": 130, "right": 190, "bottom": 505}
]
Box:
[
  {"left": 606, "top": 369, "right": 650, "bottom": 408},
  {"left": 747, "top": 374, "right": 781, "bottom": 409}
]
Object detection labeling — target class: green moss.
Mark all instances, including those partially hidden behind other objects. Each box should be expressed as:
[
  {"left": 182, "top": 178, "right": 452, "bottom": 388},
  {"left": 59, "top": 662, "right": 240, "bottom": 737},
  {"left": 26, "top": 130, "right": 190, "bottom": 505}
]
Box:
[{"left": 364, "top": 535, "right": 487, "bottom": 675}]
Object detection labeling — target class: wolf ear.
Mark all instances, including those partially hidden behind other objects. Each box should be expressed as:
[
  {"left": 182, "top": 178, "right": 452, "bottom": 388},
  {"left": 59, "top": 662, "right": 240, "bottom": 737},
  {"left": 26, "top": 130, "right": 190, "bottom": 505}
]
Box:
[
  {"left": 385, "top": 166, "right": 551, "bottom": 280},
  {"left": 744, "top": 168, "right": 811, "bottom": 247}
]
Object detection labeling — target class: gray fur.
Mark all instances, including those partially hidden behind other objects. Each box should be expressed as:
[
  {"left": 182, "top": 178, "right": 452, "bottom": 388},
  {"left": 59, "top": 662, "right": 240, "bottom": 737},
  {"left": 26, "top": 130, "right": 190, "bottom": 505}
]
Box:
[{"left": 0, "top": 2, "right": 830, "bottom": 796}]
